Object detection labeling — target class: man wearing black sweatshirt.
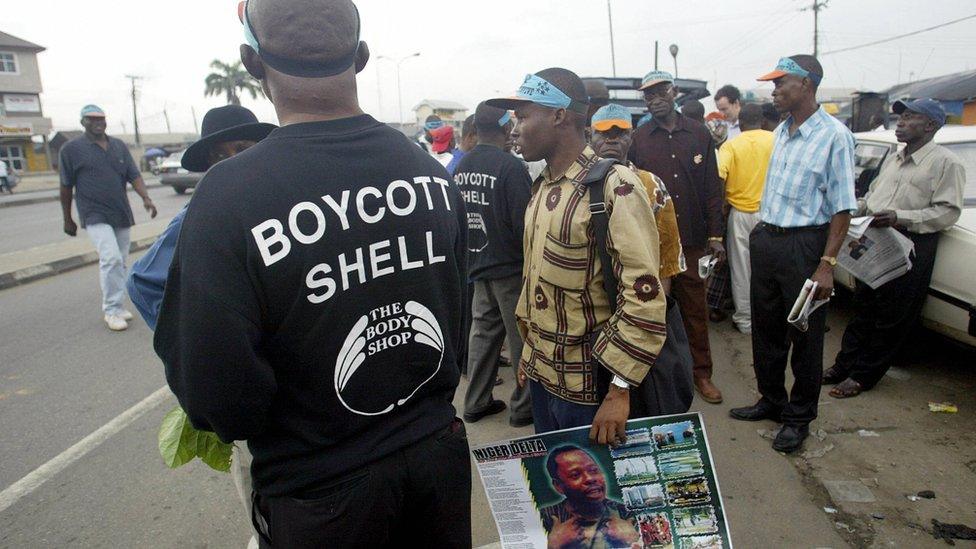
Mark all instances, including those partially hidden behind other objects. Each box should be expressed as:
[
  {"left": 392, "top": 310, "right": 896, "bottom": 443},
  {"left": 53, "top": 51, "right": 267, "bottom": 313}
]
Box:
[
  {"left": 153, "top": 0, "right": 471, "bottom": 546},
  {"left": 456, "top": 101, "right": 533, "bottom": 427}
]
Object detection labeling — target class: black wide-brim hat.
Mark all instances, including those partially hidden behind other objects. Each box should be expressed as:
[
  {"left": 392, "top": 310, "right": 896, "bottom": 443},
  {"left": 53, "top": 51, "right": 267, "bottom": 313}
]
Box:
[{"left": 181, "top": 105, "right": 277, "bottom": 172}]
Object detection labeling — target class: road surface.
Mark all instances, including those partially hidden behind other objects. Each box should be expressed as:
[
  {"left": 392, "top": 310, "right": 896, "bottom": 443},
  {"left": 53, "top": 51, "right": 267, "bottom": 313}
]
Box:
[{"left": 1, "top": 258, "right": 973, "bottom": 547}]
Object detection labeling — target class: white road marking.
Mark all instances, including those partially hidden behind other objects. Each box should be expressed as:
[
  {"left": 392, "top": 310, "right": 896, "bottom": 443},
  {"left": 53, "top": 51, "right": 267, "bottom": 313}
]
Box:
[{"left": 0, "top": 385, "right": 173, "bottom": 514}]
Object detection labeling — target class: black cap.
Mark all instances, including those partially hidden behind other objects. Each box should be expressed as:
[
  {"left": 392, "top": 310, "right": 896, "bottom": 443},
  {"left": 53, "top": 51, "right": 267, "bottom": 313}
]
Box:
[{"left": 181, "top": 105, "right": 277, "bottom": 172}]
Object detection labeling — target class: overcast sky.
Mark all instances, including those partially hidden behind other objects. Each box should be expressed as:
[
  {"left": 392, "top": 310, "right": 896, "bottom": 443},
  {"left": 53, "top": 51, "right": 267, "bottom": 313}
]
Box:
[{"left": 5, "top": 0, "right": 975, "bottom": 135}]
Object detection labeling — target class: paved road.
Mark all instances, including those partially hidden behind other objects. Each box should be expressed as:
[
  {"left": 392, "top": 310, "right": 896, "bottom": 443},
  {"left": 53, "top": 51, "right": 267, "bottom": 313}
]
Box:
[
  {"left": 1, "top": 260, "right": 973, "bottom": 547},
  {"left": 0, "top": 182, "right": 189, "bottom": 255}
]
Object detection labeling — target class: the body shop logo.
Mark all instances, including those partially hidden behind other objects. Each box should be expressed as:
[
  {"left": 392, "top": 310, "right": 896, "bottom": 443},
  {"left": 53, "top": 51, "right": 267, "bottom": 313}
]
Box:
[{"left": 335, "top": 301, "right": 444, "bottom": 416}]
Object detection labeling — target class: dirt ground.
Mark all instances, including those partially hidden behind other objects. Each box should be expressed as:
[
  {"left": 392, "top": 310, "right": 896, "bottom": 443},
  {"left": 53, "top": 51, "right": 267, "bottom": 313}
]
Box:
[{"left": 461, "top": 291, "right": 976, "bottom": 548}]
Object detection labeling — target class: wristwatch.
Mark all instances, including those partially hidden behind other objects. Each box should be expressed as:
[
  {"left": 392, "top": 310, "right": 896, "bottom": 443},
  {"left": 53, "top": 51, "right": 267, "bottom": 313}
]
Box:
[
  {"left": 820, "top": 256, "right": 838, "bottom": 266},
  {"left": 611, "top": 375, "right": 630, "bottom": 389}
]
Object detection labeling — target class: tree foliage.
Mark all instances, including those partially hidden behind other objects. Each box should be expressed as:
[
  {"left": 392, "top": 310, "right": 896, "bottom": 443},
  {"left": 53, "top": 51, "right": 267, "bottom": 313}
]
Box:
[{"left": 204, "top": 59, "right": 264, "bottom": 105}]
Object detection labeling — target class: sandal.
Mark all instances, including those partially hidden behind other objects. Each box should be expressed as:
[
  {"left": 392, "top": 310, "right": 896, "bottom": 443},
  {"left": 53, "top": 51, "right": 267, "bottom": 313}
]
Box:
[
  {"left": 829, "top": 378, "right": 863, "bottom": 399},
  {"left": 822, "top": 365, "right": 848, "bottom": 385}
]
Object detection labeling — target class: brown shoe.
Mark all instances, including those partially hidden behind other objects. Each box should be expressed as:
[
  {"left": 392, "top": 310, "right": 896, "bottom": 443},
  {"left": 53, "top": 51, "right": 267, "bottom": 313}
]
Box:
[
  {"left": 694, "top": 377, "right": 723, "bottom": 404},
  {"left": 708, "top": 309, "right": 728, "bottom": 323}
]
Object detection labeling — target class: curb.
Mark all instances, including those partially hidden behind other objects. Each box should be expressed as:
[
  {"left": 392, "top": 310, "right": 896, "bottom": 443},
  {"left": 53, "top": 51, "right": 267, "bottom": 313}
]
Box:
[
  {"left": 0, "top": 233, "right": 160, "bottom": 291},
  {"left": 0, "top": 181, "right": 167, "bottom": 209}
]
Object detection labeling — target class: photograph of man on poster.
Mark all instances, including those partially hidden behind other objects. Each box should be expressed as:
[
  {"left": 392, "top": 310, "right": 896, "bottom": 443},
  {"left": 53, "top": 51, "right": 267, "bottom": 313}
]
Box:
[{"left": 539, "top": 444, "right": 640, "bottom": 548}]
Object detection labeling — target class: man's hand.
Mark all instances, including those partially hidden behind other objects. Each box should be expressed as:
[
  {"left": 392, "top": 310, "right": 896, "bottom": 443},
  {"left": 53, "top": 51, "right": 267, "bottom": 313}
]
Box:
[
  {"left": 63, "top": 218, "right": 77, "bottom": 237},
  {"left": 870, "top": 210, "right": 897, "bottom": 228},
  {"left": 605, "top": 516, "right": 640, "bottom": 546},
  {"left": 143, "top": 198, "right": 158, "bottom": 219},
  {"left": 707, "top": 239, "right": 726, "bottom": 264},
  {"left": 810, "top": 263, "right": 834, "bottom": 301},
  {"left": 590, "top": 385, "right": 629, "bottom": 445},
  {"left": 547, "top": 516, "right": 584, "bottom": 549},
  {"left": 517, "top": 362, "right": 528, "bottom": 388}
]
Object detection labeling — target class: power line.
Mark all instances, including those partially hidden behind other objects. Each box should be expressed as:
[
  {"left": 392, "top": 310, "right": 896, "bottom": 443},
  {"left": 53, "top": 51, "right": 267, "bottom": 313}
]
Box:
[{"left": 822, "top": 13, "right": 976, "bottom": 55}]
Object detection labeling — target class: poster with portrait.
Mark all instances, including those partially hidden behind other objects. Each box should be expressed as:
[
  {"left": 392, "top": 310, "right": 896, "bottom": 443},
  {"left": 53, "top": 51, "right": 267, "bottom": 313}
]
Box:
[{"left": 472, "top": 413, "right": 732, "bottom": 549}]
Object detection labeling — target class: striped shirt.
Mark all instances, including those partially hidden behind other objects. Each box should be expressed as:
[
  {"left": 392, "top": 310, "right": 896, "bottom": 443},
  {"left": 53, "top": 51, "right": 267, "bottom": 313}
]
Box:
[
  {"left": 760, "top": 106, "right": 857, "bottom": 227},
  {"left": 516, "top": 147, "right": 667, "bottom": 405}
]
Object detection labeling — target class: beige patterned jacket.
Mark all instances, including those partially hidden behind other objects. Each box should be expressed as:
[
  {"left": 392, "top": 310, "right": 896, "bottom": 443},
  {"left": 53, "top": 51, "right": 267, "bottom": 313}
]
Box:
[{"left": 517, "top": 146, "right": 667, "bottom": 405}]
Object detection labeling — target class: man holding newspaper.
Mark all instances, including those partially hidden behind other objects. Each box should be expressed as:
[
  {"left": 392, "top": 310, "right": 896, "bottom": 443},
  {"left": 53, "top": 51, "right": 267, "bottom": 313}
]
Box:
[
  {"left": 728, "top": 55, "right": 857, "bottom": 454},
  {"left": 825, "top": 98, "right": 965, "bottom": 399}
]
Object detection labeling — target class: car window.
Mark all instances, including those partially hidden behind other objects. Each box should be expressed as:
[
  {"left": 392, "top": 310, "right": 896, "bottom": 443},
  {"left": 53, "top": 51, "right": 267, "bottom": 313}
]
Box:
[
  {"left": 944, "top": 143, "right": 976, "bottom": 206},
  {"left": 853, "top": 141, "right": 893, "bottom": 197},
  {"left": 854, "top": 142, "right": 891, "bottom": 176}
]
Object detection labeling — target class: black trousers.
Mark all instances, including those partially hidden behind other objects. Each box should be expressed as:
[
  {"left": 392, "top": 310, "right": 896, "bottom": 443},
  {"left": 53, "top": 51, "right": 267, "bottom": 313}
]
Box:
[
  {"left": 750, "top": 223, "right": 829, "bottom": 426},
  {"left": 832, "top": 231, "right": 940, "bottom": 389},
  {"left": 252, "top": 419, "right": 472, "bottom": 548}
]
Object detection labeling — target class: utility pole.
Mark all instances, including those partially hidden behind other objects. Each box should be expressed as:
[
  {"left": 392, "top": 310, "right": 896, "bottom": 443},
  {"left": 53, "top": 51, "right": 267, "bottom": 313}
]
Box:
[
  {"left": 163, "top": 104, "right": 172, "bottom": 133},
  {"left": 191, "top": 106, "right": 199, "bottom": 134},
  {"left": 124, "top": 74, "right": 143, "bottom": 145},
  {"left": 377, "top": 53, "right": 421, "bottom": 128},
  {"left": 654, "top": 41, "right": 659, "bottom": 71},
  {"left": 606, "top": 0, "right": 617, "bottom": 77},
  {"left": 806, "top": 0, "right": 829, "bottom": 57}
]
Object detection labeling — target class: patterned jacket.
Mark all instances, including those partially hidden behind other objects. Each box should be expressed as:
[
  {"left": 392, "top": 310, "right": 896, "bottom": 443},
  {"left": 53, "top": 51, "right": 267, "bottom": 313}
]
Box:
[{"left": 516, "top": 146, "right": 668, "bottom": 405}]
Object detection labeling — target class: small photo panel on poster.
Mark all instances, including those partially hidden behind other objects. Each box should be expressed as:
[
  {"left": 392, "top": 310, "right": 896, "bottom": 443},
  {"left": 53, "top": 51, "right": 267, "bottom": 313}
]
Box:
[
  {"left": 610, "top": 428, "right": 656, "bottom": 458},
  {"left": 614, "top": 455, "right": 659, "bottom": 485},
  {"left": 677, "top": 533, "right": 724, "bottom": 549},
  {"left": 672, "top": 505, "right": 719, "bottom": 536},
  {"left": 636, "top": 511, "right": 674, "bottom": 548},
  {"left": 657, "top": 449, "right": 705, "bottom": 480},
  {"left": 665, "top": 476, "right": 711, "bottom": 507},
  {"left": 652, "top": 421, "right": 697, "bottom": 451},
  {"left": 622, "top": 483, "right": 666, "bottom": 511}
]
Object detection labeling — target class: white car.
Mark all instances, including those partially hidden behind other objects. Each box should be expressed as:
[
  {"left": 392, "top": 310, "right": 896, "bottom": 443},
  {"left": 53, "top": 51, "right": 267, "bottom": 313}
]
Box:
[
  {"left": 838, "top": 126, "right": 976, "bottom": 347},
  {"left": 158, "top": 151, "right": 203, "bottom": 194}
]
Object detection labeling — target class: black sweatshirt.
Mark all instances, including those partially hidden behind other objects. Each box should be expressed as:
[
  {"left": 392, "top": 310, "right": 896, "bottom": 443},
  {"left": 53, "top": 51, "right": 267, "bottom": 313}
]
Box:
[
  {"left": 153, "top": 115, "right": 467, "bottom": 497},
  {"left": 452, "top": 143, "right": 531, "bottom": 281}
]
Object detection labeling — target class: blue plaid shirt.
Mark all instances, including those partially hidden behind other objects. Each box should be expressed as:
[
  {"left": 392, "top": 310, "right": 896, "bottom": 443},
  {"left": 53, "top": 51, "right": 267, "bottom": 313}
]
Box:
[{"left": 760, "top": 106, "right": 857, "bottom": 227}]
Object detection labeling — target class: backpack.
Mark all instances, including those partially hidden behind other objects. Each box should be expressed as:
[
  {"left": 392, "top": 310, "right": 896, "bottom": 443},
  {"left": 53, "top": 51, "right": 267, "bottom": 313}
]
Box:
[{"left": 580, "top": 158, "right": 694, "bottom": 416}]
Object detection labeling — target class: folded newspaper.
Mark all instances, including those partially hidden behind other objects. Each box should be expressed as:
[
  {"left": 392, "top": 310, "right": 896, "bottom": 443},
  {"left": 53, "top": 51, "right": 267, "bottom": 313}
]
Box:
[
  {"left": 698, "top": 254, "right": 719, "bottom": 279},
  {"left": 787, "top": 279, "right": 830, "bottom": 332},
  {"left": 838, "top": 216, "right": 914, "bottom": 289}
]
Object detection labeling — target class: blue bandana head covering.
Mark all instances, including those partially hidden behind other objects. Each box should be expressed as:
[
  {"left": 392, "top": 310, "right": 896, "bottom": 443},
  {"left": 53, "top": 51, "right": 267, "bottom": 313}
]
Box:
[
  {"left": 80, "top": 104, "right": 106, "bottom": 118},
  {"left": 639, "top": 70, "right": 674, "bottom": 90},
  {"left": 757, "top": 57, "right": 822, "bottom": 85},
  {"left": 424, "top": 120, "right": 445, "bottom": 131},
  {"left": 239, "top": 0, "right": 361, "bottom": 78},
  {"left": 485, "top": 73, "right": 589, "bottom": 115},
  {"left": 591, "top": 104, "right": 633, "bottom": 131}
]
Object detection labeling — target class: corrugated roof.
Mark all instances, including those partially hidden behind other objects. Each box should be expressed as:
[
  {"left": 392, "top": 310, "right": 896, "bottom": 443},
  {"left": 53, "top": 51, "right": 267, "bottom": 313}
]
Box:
[
  {"left": 412, "top": 99, "right": 468, "bottom": 112},
  {"left": 0, "top": 30, "right": 45, "bottom": 52},
  {"left": 884, "top": 70, "right": 976, "bottom": 103}
]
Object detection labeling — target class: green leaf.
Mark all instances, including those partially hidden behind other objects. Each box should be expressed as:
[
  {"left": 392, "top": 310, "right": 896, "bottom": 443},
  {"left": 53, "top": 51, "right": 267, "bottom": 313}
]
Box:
[
  {"left": 158, "top": 406, "right": 195, "bottom": 468},
  {"left": 157, "top": 406, "right": 233, "bottom": 473},
  {"left": 196, "top": 431, "right": 234, "bottom": 473}
]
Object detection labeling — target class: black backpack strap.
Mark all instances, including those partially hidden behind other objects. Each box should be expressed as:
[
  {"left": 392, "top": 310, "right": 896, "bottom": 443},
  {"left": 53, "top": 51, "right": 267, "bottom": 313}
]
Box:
[{"left": 581, "top": 158, "right": 622, "bottom": 310}]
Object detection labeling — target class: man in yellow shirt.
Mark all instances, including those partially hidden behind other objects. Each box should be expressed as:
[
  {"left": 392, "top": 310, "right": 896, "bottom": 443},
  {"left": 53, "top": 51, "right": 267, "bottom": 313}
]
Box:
[{"left": 717, "top": 103, "right": 774, "bottom": 334}]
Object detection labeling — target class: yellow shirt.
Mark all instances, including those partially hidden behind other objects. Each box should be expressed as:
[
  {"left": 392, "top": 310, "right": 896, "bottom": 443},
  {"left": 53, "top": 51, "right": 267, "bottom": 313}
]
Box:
[
  {"left": 516, "top": 147, "right": 667, "bottom": 405},
  {"left": 717, "top": 129, "right": 774, "bottom": 213}
]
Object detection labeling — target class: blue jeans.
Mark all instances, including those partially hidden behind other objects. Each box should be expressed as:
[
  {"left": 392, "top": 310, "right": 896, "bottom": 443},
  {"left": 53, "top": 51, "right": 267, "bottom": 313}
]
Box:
[
  {"left": 529, "top": 380, "right": 599, "bottom": 434},
  {"left": 86, "top": 223, "right": 131, "bottom": 315}
]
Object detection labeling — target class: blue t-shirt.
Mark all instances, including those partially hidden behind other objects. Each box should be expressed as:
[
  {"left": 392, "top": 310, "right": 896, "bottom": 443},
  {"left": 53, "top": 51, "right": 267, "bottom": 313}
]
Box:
[{"left": 59, "top": 135, "right": 140, "bottom": 228}]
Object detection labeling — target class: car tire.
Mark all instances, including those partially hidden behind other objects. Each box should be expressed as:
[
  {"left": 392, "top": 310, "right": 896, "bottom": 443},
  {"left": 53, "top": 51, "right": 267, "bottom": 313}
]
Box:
[{"left": 174, "top": 186, "right": 187, "bottom": 195}]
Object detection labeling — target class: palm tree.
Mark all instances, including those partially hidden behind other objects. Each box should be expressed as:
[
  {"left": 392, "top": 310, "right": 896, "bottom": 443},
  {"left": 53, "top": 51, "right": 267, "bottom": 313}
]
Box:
[{"left": 204, "top": 59, "right": 264, "bottom": 105}]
